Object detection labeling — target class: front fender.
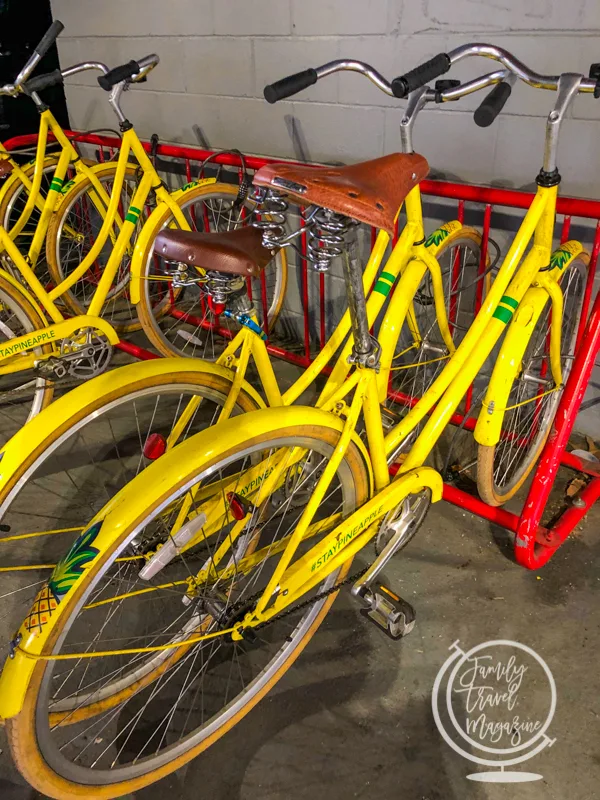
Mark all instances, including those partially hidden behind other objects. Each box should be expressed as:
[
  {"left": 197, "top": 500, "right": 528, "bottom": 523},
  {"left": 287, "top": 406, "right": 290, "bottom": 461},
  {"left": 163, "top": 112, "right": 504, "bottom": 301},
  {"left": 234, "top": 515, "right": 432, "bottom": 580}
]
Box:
[{"left": 0, "top": 405, "right": 362, "bottom": 719}]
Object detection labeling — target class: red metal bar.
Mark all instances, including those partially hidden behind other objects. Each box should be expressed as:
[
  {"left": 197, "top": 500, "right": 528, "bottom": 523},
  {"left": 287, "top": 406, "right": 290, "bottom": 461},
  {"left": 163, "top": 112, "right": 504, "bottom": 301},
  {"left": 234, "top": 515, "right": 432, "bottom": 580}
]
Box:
[
  {"left": 300, "top": 213, "right": 311, "bottom": 363},
  {"left": 115, "top": 341, "right": 159, "bottom": 360},
  {"left": 448, "top": 200, "right": 465, "bottom": 334},
  {"left": 515, "top": 287, "right": 600, "bottom": 568},
  {"left": 560, "top": 449, "right": 600, "bottom": 477},
  {"left": 465, "top": 203, "right": 491, "bottom": 413},
  {"left": 319, "top": 272, "right": 326, "bottom": 349},
  {"left": 576, "top": 220, "right": 600, "bottom": 352},
  {"left": 442, "top": 484, "right": 520, "bottom": 532},
  {"left": 559, "top": 215, "right": 571, "bottom": 243}
]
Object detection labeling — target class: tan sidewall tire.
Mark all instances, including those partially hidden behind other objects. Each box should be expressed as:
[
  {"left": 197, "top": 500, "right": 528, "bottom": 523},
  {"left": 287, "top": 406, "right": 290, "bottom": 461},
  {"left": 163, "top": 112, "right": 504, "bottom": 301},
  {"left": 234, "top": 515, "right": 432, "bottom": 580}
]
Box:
[
  {"left": 45, "top": 164, "right": 141, "bottom": 332},
  {"left": 8, "top": 424, "right": 368, "bottom": 799},
  {"left": 0, "top": 156, "right": 59, "bottom": 228},
  {"left": 137, "top": 182, "right": 288, "bottom": 358}
]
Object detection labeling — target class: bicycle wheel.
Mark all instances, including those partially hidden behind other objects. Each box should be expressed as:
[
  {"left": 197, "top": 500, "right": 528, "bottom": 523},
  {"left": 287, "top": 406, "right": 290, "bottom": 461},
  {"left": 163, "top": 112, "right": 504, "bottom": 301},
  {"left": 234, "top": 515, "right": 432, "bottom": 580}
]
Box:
[
  {"left": 0, "top": 156, "right": 58, "bottom": 266},
  {"left": 45, "top": 163, "right": 144, "bottom": 333},
  {"left": 137, "top": 183, "right": 287, "bottom": 359},
  {"left": 0, "top": 277, "right": 53, "bottom": 446},
  {"left": 385, "top": 227, "right": 484, "bottom": 458},
  {"left": 7, "top": 414, "right": 368, "bottom": 798},
  {"left": 477, "top": 255, "right": 588, "bottom": 505},
  {"left": 0, "top": 360, "right": 260, "bottom": 643}
]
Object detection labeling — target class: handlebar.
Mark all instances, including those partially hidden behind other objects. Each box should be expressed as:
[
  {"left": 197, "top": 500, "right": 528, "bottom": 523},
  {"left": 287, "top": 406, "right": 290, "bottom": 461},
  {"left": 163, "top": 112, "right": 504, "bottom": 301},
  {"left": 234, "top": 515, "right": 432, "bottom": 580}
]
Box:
[
  {"left": 264, "top": 58, "right": 511, "bottom": 108},
  {"left": 393, "top": 43, "right": 598, "bottom": 96},
  {"left": 13, "top": 19, "right": 64, "bottom": 89},
  {"left": 97, "top": 54, "right": 159, "bottom": 91}
]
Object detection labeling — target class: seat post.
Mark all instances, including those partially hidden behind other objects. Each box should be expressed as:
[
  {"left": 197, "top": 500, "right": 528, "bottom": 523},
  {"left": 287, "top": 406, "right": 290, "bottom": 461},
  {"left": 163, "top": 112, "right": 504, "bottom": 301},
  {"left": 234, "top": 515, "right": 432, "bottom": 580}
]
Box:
[{"left": 341, "top": 240, "right": 376, "bottom": 364}]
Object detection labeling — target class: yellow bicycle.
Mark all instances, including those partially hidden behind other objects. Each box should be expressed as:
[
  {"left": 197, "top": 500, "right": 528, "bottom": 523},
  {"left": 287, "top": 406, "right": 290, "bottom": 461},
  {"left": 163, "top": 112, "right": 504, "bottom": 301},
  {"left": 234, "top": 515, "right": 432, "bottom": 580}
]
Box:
[
  {"left": 0, "top": 50, "right": 286, "bottom": 443},
  {"left": 0, "top": 47, "right": 590, "bottom": 797},
  {"left": 0, "top": 59, "right": 486, "bottom": 615}
]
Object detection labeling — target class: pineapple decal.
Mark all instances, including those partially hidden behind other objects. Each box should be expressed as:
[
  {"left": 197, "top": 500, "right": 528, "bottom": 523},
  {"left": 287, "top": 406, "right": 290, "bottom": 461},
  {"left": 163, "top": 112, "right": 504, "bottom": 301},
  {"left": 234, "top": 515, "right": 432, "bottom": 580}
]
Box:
[
  {"left": 549, "top": 247, "right": 573, "bottom": 271},
  {"left": 24, "top": 521, "right": 102, "bottom": 636},
  {"left": 425, "top": 221, "right": 460, "bottom": 249}
]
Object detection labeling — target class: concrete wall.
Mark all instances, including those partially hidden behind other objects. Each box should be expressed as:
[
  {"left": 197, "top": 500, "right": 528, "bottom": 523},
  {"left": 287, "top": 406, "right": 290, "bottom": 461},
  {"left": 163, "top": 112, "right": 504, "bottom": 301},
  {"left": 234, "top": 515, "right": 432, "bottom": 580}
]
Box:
[
  {"left": 51, "top": 0, "right": 600, "bottom": 197},
  {"left": 49, "top": 0, "right": 600, "bottom": 437}
]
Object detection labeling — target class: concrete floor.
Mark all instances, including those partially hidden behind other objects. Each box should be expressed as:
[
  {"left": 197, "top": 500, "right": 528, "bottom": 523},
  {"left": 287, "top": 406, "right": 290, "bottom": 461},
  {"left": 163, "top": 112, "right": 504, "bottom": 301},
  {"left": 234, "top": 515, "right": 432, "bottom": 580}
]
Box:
[{"left": 1, "top": 468, "right": 598, "bottom": 800}]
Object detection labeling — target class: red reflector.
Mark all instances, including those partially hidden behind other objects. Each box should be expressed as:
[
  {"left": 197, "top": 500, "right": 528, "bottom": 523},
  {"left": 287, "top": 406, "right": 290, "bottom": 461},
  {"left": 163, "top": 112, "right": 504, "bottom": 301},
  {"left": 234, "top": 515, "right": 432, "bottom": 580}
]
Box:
[
  {"left": 227, "top": 492, "right": 246, "bottom": 521},
  {"left": 208, "top": 295, "right": 226, "bottom": 316},
  {"left": 144, "top": 433, "right": 167, "bottom": 460}
]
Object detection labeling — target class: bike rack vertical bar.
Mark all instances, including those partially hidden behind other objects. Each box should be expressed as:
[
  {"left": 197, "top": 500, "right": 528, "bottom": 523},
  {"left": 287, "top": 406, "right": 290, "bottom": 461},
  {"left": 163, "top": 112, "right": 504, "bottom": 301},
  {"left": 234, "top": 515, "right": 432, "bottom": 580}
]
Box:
[
  {"left": 300, "top": 211, "right": 311, "bottom": 364},
  {"left": 465, "top": 202, "right": 491, "bottom": 413},
  {"left": 448, "top": 199, "right": 466, "bottom": 334},
  {"left": 515, "top": 287, "right": 600, "bottom": 568},
  {"left": 576, "top": 220, "right": 600, "bottom": 351},
  {"left": 560, "top": 215, "right": 571, "bottom": 243}
]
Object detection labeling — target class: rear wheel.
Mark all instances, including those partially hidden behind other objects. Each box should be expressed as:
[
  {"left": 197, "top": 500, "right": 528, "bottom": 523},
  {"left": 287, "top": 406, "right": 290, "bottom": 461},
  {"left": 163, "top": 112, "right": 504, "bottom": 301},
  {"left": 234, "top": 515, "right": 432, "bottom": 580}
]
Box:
[
  {"left": 385, "top": 227, "right": 484, "bottom": 461},
  {"left": 138, "top": 183, "right": 287, "bottom": 360},
  {"left": 477, "top": 255, "right": 587, "bottom": 505},
  {"left": 7, "top": 421, "right": 368, "bottom": 798},
  {"left": 0, "top": 364, "right": 259, "bottom": 646}
]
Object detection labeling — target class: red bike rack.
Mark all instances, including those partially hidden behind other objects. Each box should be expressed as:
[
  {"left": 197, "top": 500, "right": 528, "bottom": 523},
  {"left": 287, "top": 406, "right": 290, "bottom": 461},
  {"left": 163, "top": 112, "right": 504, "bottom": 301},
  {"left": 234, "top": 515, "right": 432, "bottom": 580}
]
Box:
[{"left": 5, "top": 130, "right": 599, "bottom": 570}]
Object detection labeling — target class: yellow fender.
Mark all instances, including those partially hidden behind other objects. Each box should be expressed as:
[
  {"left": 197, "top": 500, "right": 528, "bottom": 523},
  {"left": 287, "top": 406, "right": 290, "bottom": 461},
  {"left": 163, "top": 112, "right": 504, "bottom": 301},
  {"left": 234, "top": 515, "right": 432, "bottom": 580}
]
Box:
[
  {"left": 423, "top": 219, "right": 463, "bottom": 253},
  {"left": 474, "top": 240, "right": 584, "bottom": 446},
  {"left": 129, "top": 178, "right": 217, "bottom": 304},
  {"left": 0, "top": 404, "right": 366, "bottom": 719}
]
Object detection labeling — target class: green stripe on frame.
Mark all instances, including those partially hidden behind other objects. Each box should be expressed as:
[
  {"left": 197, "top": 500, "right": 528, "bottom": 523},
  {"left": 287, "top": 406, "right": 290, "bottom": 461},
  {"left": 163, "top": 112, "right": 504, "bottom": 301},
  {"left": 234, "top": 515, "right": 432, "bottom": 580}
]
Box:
[
  {"left": 125, "top": 212, "right": 139, "bottom": 224},
  {"left": 373, "top": 279, "right": 392, "bottom": 298},
  {"left": 492, "top": 305, "right": 513, "bottom": 324},
  {"left": 128, "top": 206, "right": 141, "bottom": 216},
  {"left": 379, "top": 271, "right": 396, "bottom": 284},
  {"left": 499, "top": 295, "right": 518, "bottom": 310},
  {"left": 49, "top": 178, "right": 63, "bottom": 191}
]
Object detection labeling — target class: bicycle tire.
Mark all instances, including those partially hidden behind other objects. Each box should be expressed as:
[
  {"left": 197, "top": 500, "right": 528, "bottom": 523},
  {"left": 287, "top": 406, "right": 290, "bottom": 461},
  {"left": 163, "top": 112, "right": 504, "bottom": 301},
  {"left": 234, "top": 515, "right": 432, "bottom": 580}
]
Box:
[
  {"left": 45, "top": 162, "right": 144, "bottom": 333},
  {"left": 137, "top": 182, "right": 287, "bottom": 360},
  {"left": 0, "top": 275, "right": 54, "bottom": 446},
  {"left": 7, "top": 412, "right": 368, "bottom": 798}
]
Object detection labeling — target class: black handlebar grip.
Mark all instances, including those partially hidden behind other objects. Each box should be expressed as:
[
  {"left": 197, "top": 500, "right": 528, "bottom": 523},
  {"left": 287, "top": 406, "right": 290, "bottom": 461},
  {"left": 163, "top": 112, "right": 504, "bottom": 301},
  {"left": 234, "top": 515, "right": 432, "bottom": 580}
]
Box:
[
  {"left": 264, "top": 68, "right": 318, "bottom": 103},
  {"left": 391, "top": 53, "right": 451, "bottom": 98},
  {"left": 474, "top": 80, "right": 512, "bottom": 127},
  {"left": 98, "top": 60, "right": 140, "bottom": 91},
  {"left": 22, "top": 69, "right": 64, "bottom": 95},
  {"left": 34, "top": 20, "right": 65, "bottom": 58}
]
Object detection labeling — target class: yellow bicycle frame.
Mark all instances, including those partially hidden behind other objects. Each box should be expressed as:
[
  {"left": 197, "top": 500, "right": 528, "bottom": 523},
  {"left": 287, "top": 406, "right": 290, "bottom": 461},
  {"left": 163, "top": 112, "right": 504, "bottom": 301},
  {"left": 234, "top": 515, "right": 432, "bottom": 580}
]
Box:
[
  {"left": 0, "top": 109, "right": 112, "bottom": 268},
  {"left": 0, "top": 126, "right": 203, "bottom": 375}
]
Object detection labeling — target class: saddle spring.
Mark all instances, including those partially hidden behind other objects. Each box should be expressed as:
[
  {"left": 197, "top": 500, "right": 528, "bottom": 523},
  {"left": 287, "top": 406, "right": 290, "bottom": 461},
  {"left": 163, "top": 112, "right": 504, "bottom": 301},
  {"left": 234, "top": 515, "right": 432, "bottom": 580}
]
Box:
[
  {"left": 306, "top": 207, "right": 356, "bottom": 272},
  {"left": 252, "top": 187, "right": 289, "bottom": 246}
]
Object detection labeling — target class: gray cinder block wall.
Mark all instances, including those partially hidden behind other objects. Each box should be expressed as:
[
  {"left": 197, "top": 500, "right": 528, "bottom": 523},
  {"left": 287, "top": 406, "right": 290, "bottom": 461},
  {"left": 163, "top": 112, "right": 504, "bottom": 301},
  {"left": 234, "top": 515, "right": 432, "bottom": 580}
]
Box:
[{"left": 50, "top": 0, "right": 600, "bottom": 436}]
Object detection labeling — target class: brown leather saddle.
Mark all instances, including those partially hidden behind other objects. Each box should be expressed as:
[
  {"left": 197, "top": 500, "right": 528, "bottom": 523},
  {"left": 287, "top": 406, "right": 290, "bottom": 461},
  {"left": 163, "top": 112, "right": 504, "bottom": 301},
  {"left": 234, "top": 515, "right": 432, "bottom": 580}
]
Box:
[{"left": 154, "top": 152, "right": 429, "bottom": 276}]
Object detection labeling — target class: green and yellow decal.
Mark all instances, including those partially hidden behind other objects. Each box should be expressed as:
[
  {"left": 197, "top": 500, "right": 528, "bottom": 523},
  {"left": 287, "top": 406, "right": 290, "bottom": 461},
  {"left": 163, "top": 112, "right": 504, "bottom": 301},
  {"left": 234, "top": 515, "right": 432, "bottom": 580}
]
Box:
[
  {"left": 492, "top": 294, "right": 519, "bottom": 324},
  {"left": 49, "top": 176, "right": 63, "bottom": 193},
  {"left": 549, "top": 240, "right": 582, "bottom": 271},
  {"left": 125, "top": 204, "right": 142, "bottom": 224},
  {"left": 373, "top": 270, "right": 397, "bottom": 298}
]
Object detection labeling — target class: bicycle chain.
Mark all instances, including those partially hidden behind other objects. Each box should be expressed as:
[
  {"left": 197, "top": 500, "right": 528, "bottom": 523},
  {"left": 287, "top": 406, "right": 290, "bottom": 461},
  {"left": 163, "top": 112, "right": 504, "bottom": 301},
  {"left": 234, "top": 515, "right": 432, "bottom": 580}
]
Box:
[{"left": 227, "top": 562, "right": 371, "bottom": 637}]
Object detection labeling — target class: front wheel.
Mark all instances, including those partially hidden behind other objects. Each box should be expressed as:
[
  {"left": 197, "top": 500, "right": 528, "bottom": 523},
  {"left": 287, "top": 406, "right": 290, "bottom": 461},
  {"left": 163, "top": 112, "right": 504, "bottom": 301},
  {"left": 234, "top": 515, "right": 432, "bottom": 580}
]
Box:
[
  {"left": 0, "top": 277, "right": 54, "bottom": 445},
  {"left": 476, "top": 254, "right": 588, "bottom": 505},
  {"left": 7, "top": 415, "right": 369, "bottom": 799}
]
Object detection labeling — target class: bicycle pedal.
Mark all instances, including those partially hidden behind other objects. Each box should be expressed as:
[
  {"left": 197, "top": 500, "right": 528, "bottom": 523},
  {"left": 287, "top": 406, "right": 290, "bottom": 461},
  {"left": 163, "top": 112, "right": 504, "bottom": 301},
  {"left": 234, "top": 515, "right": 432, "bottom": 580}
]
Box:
[{"left": 358, "top": 584, "right": 416, "bottom": 640}]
